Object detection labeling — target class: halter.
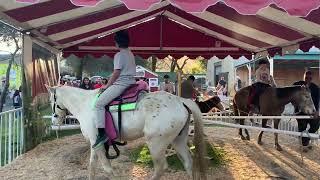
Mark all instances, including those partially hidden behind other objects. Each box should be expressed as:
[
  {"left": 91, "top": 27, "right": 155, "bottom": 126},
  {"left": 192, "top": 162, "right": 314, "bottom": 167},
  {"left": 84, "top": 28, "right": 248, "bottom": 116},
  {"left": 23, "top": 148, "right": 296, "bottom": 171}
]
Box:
[{"left": 52, "top": 89, "right": 67, "bottom": 118}]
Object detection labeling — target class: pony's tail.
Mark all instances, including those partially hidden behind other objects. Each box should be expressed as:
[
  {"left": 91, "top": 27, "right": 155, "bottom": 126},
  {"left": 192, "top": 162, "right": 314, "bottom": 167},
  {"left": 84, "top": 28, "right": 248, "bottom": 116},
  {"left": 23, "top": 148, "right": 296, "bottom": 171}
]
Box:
[{"left": 181, "top": 98, "right": 207, "bottom": 180}]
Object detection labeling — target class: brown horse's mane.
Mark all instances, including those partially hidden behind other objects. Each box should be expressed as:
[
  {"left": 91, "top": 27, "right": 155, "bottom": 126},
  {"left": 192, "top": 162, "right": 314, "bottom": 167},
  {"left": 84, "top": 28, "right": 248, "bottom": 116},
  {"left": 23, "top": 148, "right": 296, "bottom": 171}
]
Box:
[{"left": 275, "top": 86, "right": 302, "bottom": 99}]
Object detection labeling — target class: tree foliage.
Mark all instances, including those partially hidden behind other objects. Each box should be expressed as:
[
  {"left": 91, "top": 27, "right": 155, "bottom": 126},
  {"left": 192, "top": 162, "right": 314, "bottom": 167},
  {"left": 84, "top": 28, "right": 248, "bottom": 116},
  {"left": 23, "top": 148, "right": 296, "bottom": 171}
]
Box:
[{"left": 0, "top": 22, "right": 21, "bottom": 112}]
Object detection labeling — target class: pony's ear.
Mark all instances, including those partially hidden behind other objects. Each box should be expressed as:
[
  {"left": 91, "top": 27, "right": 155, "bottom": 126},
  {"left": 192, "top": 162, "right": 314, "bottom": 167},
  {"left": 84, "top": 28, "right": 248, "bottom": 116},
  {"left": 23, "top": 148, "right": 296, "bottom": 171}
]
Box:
[{"left": 44, "top": 84, "right": 55, "bottom": 94}]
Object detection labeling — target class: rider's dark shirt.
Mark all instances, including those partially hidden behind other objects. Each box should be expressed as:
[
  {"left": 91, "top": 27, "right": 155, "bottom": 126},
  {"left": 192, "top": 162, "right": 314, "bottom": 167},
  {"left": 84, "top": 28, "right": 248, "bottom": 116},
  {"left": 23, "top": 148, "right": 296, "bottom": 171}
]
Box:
[
  {"left": 293, "top": 81, "right": 319, "bottom": 110},
  {"left": 80, "top": 83, "right": 93, "bottom": 90}
]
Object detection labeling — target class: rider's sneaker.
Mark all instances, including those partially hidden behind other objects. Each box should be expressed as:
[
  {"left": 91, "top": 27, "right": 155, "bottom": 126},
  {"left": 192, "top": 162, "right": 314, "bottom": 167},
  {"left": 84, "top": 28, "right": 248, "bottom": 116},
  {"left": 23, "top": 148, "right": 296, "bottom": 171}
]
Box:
[{"left": 92, "top": 134, "right": 108, "bottom": 149}]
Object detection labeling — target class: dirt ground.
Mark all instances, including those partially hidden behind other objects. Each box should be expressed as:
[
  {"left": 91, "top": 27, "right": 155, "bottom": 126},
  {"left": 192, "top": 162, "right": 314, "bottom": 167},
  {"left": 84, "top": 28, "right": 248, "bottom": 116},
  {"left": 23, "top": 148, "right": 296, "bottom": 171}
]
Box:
[{"left": 0, "top": 127, "right": 319, "bottom": 180}]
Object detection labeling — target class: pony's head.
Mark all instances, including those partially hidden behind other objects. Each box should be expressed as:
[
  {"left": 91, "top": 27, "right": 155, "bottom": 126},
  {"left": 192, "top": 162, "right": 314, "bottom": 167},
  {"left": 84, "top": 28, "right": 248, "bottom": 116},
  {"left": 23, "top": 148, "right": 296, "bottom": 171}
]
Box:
[
  {"left": 45, "top": 85, "right": 68, "bottom": 125},
  {"left": 292, "top": 86, "right": 316, "bottom": 115}
]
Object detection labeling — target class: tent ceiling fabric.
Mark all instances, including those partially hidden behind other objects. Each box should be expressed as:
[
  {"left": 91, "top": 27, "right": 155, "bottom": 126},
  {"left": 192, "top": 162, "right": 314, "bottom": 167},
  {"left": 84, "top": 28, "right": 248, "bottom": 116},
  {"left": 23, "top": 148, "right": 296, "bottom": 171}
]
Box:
[
  {"left": 1, "top": 0, "right": 319, "bottom": 58},
  {"left": 16, "top": 0, "right": 320, "bottom": 16},
  {"left": 62, "top": 16, "right": 252, "bottom": 59}
]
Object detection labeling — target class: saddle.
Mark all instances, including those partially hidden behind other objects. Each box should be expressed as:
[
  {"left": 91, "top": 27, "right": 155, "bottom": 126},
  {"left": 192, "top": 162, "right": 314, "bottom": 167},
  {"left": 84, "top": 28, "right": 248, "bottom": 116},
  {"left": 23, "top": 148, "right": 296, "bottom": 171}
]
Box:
[{"left": 104, "top": 83, "right": 148, "bottom": 159}]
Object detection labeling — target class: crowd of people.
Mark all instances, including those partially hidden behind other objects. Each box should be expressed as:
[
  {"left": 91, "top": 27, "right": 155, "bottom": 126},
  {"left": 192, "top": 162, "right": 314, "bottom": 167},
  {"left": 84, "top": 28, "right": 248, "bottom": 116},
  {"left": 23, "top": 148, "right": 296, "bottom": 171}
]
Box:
[{"left": 60, "top": 77, "right": 108, "bottom": 90}]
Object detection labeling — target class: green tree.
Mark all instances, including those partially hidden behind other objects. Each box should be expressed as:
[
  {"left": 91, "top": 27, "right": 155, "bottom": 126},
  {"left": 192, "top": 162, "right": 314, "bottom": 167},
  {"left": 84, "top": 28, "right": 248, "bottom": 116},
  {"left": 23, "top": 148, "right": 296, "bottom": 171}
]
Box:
[{"left": 0, "top": 22, "right": 21, "bottom": 112}]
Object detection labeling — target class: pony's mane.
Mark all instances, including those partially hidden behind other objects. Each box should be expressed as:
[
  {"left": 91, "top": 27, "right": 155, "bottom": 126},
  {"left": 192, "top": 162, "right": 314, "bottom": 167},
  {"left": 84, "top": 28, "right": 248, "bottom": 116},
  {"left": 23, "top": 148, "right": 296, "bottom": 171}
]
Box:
[
  {"left": 276, "top": 86, "right": 302, "bottom": 99},
  {"left": 56, "top": 85, "right": 99, "bottom": 98}
]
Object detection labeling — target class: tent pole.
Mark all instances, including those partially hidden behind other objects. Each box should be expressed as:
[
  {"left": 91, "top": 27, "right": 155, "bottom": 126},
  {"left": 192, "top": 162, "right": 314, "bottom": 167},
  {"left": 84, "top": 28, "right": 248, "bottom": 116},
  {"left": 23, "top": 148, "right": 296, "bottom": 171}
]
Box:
[{"left": 177, "top": 70, "right": 182, "bottom": 97}]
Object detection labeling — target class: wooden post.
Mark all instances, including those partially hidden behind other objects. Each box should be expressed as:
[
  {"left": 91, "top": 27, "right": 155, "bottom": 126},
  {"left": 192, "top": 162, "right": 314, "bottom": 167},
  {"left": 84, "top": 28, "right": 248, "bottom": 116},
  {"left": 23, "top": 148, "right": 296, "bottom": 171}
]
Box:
[
  {"left": 246, "top": 64, "right": 252, "bottom": 85},
  {"left": 177, "top": 70, "right": 182, "bottom": 97}
]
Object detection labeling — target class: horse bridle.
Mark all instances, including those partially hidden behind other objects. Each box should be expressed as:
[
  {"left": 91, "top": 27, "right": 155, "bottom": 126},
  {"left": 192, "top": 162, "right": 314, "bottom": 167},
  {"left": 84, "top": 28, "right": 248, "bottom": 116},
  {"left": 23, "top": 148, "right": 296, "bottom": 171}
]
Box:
[{"left": 52, "top": 89, "right": 67, "bottom": 118}]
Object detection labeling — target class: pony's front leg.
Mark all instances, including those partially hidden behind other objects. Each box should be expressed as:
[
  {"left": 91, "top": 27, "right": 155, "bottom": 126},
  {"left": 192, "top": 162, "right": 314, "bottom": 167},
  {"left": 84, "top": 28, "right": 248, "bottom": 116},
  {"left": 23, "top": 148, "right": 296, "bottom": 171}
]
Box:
[
  {"left": 273, "top": 119, "right": 283, "bottom": 151},
  {"left": 239, "top": 119, "right": 248, "bottom": 140},
  {"left": 95, "top": 148, "right": 115, "bottom": 175},
  {"left": 258, "top": 119, "right": 268, "bottom": 145},
  {"left": 89, "top": 149, "right": 97, "bottom": 180}
]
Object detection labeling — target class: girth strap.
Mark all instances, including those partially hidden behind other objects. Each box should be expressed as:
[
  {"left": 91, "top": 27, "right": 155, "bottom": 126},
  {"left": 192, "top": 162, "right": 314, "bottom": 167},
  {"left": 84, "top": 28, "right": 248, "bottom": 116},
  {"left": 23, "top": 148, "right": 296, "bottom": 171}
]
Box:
[{"left": 118, "top": 97, "right": 123, "bottom": 141}]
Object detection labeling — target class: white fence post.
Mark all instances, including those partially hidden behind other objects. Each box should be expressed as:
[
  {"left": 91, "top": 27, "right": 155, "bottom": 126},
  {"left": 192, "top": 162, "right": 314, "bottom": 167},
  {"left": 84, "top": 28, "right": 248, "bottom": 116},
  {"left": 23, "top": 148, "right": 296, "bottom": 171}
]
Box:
[
  {"left": 0, "top": 115, "right": 3, "bottom": 166},
  {"left": 20, "top": 110, "right": 24, "bottom": 155},
  {"left": 0, "top": 108, "right": 24, "bottom": 167},
  {"left": 8, "top": 112, "right": 13, "bottom": 163}
]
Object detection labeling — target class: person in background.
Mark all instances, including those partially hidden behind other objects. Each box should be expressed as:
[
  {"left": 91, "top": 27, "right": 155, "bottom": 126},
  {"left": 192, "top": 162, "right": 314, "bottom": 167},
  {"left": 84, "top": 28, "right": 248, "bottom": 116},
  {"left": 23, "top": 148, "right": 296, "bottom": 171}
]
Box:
[
  {"left": 217, "top": 76, "right": 226, "bottom": 88},
  {"left": 234, "top": 75, "right": 242, "bottom": 92},
  {"left": 102, "top": 78, "right": 108, "bottom": 85},
  {"left": 137, "top": 77, "right": 149, "bottom": 91},
  {"left": 94, "top": 77, "right": 103, "bottom": 89},
  {"left": 72, "top": 80, "right": 79, "bottom": 87},
  {"left": 160, "top": 74, "right": 175, "bottom": 94},
  {"left": 181, "top": 75, "right": 199, "bottom": 99},
  {"left": 293, "top": 71, "right": 319, "bottom": 152},
  {"left": 248, "top": 59, "right": 276, "bottom": 114},
  {"left": 12, "top": 90, "right": 22, "bottom": 109},
  {"left": 80, "top": 77, "right": 93, "bottom": 90},
  {"left": 216, "top": 76, "right": 228, "bottom": 96},
  {"left": 60, "top": 79, "right": 65, "bottom": 86}
]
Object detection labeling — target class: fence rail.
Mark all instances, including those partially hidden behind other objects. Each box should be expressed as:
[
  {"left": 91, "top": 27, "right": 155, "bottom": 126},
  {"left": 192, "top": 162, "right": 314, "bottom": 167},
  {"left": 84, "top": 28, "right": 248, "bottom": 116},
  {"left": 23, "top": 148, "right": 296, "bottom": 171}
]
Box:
[
  {"left": 45, "top": 112, "right": 319, "bottom": 139},
  {"left": 0, "top": 108, "right": 24, "bottom": 167},
  {"left": 203, "top": 111, "right": 320, "bottom": 145}
]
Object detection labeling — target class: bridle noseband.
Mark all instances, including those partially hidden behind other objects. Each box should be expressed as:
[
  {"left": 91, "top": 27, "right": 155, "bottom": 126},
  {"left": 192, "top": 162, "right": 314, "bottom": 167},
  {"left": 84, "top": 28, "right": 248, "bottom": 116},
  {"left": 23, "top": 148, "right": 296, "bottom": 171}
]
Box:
[{"left": 52, "top": 89, "right": 67, "bottom": 118}]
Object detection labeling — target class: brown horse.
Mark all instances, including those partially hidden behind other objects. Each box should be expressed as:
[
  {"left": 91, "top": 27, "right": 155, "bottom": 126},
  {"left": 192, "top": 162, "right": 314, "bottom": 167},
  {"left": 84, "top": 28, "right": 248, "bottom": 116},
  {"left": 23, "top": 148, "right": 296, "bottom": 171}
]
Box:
[{"left": 233, "top": 85, "right": 316, "bottom": 151}]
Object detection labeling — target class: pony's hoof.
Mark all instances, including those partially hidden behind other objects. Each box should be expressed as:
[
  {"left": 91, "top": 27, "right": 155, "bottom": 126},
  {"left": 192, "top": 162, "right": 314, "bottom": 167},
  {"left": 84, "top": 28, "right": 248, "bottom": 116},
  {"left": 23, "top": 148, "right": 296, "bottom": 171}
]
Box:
[
  {"left": 302, "top": 146, "right": 309, "bottom": 153},
  {"left": 240, "top": 135, "right": 246, "bottom": 140},
  {"left": 246, "top": 136, "right": 250, "bottom": 141},
  {"left": 275, "top": 144, "right": 283, "bottom": 151},
  {"left": 258, "top": 141, "right": 263, "bottom": 145}
]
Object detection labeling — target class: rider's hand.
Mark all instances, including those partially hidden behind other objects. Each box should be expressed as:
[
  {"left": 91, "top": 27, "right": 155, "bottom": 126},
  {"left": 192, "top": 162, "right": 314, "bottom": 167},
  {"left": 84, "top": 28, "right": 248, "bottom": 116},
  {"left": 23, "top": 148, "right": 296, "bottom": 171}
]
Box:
[{"left": 314, "top": 111, "right": 319, "bottom": 119}]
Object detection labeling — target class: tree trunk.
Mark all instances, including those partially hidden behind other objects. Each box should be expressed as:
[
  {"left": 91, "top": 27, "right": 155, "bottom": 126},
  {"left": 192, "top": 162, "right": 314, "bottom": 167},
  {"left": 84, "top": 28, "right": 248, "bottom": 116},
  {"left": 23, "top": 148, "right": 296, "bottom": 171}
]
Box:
[
  {"left": 170, "top": 57, "right": 177, "bottom": 72},
  {"left": 78, "top": 58, "right": 84, "bottom": 79},
  {"left": 0, "top": 52, "right": 16, "bottom": 112},
  {"left": 151, "top": 56, "right": 157, "bottom": 72}
]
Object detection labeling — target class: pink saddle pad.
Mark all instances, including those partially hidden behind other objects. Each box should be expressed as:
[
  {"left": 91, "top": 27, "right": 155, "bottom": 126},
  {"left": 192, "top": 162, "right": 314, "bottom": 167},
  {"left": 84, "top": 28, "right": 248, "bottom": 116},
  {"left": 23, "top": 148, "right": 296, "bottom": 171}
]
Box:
[{"left": 109, "top": 82, "right": 148, "bottom": 105}]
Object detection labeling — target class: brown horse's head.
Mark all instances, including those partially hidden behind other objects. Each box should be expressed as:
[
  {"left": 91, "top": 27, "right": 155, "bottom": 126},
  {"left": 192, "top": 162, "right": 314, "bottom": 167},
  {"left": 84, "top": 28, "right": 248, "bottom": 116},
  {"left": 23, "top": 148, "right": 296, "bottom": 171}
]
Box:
[
  {"left": 208, "top": 96, "right": 224, "bottom": 111},
  {"left": 292, "top": 86, "right": 316, "bottom": 115}
]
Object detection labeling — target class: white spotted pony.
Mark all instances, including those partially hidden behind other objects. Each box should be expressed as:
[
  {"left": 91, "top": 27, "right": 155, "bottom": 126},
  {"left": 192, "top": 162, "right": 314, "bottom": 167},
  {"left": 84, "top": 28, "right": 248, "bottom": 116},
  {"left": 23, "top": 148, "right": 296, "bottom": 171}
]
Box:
[{"left": 46, "top": 85, "right": 207, "bottom": 180}]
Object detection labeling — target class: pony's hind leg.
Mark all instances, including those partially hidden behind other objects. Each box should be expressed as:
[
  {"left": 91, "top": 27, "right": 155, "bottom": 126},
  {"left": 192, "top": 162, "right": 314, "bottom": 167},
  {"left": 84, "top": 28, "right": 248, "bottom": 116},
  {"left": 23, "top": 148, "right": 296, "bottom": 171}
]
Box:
[
  {"left": 172, "top": 123, "right": 192, "bottom": 177},
  {"left": 273, "top": 119, "right": 282, "bottom": 151},
  {"left": 147, "top": 137, "right": 171, "bottom": 180}
]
